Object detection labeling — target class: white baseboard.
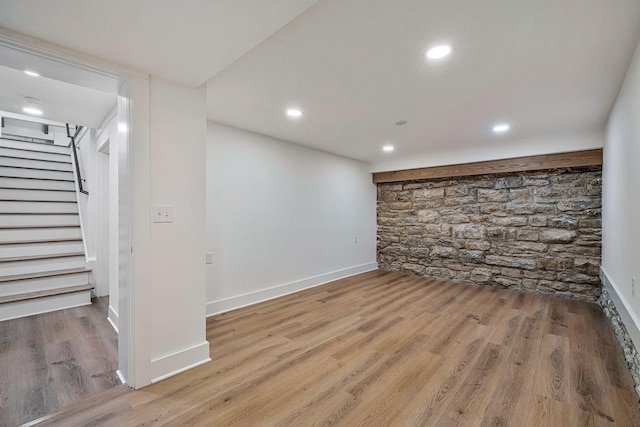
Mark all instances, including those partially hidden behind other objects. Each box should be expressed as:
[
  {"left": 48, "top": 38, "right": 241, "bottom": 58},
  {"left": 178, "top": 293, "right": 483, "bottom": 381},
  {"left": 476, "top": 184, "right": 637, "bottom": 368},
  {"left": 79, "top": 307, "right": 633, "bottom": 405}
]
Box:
[
  {"left": 107, "top": 305, "right": 119, "bottom": 334},
  {"left": 600, "top": 267, "right": 640, "bottom": 350},
  {"left": 206, "top": 262, "right": 378, "bottom": 317},
  {"left": 150, "top": 341, "right": 211, "bottom": 384}
]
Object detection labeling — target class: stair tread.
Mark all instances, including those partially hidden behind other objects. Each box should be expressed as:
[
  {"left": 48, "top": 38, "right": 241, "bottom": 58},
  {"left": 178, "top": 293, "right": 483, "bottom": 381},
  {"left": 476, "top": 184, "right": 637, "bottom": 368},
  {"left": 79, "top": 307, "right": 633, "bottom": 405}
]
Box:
[
  {"left": 0, "top": 224, "right": 80, "bottom": 229},
  {"left": 0, "top": 199, "right": 78, "bottom": 203},
  {"left": 0, "top": 225, "right": 80, "bottom": 229},
  {"left": 0, "top": 165, "right": 74, "bottom": 173},
  {"left": 0, "top": 238, "right": 83, "bottom": 246},
  {"left": 0, "top": 252, "right": 85, "bottom": 263},
  {"left": 0, "top": 175, "right": 75, "bottom": 182},
  {"left": 0, "top": 284, "right": 93, "bottom": 304},
  {"left": 0, "top": 186, "right": 76, "bottom": 192},
  {"left": 0, "top": 138, "right": 68, "bottom": 151},
  {"left": 0, "top": 154, "right": 71, "bottom": 164},
  {"left": 0, "top": 267, "right": 91, "bottom": 283},
  {"left": 0, "top": 145, "right": 70, "bottom": 157}
]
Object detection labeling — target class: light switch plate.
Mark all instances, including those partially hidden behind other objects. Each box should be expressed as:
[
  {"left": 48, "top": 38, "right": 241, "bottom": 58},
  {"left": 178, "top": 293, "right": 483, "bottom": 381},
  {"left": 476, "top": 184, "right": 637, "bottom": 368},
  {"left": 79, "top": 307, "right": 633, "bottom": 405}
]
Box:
[{"left": 153, "top": 205, "right": 173, "bottom": 223}]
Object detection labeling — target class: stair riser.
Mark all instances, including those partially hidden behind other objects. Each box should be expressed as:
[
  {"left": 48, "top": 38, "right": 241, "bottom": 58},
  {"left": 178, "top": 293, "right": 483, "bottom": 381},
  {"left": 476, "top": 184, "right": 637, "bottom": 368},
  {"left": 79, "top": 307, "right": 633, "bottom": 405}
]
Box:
[
  {"left": 0, "top": 177, "right": 76, "bottom": 191},
  {"left": 0, "top": 201, "right": 78, "bottom": 213},
  {"left": 0, "top": 214, "right": 80, "bottom": 228},
  {"left": 0, "top": 147, "right": 71, "bottom": 163},
  {"left": 0, "top": 227, "right": 82, "bottom": 242},
  {"left": 0, "top": 271, "right": 90, "bottom": 296},
  {"left": 0, "top": 241, "right": 83, "bottom": 258},
  {"left": 0, "top": 256, "right": 86, "bottom": 277},
  {"left": 0, "top": 290, "right": 91, "bottom": 321},
  {"left": 0, "top": 156, "right": 72, "bottom": 172},
  {"left": 0, "top": 139, "right": 69, "bottom": 155},
  {"left": 0, "top": 166, "right": 74, "bottom": 181},
  {"left": 0, "top": 188, "right": 77, "bottom": 202},
  {"left": 0, "top": 138, "right": 69, "bottom": 154}
]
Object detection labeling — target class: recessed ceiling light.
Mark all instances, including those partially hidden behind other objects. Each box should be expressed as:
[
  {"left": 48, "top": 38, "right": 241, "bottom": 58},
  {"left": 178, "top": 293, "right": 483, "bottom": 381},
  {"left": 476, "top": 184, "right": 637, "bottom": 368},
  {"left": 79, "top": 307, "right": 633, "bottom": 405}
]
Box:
[
  {"left": 24, "top": 70, "right": 40, "bottom": 77},
  {"left": 382, "top": 145, "right": 395, "bottom": 152},
  {"left": 492, "top": 123, "right": 510, "bottom": 133},
  {"left": 286, "top": 108, "right": 302, "bottom": 118},
  {"left": 23, "top": 107, "right": 43, "bottom": 116},
  {"left": 426, "top": 45, "right": 452, "bottom": 60}
]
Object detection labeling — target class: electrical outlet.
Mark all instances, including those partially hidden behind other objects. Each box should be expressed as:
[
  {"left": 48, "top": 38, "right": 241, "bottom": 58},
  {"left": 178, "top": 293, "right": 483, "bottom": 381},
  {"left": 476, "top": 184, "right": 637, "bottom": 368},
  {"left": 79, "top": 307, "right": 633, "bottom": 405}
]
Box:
[
  {"left": 633, "top": 276, "right": 636, "bottom": 297},
  {"left": 152, "top": 205, "right": 173, "bottom": 223},
  {"left": 206, "top": 252, "right": 214, "bottom": 264}
]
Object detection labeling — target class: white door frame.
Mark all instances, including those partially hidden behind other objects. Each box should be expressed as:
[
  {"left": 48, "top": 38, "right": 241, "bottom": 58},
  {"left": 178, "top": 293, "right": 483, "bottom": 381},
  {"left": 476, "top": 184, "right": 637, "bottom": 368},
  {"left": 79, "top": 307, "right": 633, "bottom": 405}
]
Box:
[{"left": 0, "top": 28, "right": 151, "bottom": 388}]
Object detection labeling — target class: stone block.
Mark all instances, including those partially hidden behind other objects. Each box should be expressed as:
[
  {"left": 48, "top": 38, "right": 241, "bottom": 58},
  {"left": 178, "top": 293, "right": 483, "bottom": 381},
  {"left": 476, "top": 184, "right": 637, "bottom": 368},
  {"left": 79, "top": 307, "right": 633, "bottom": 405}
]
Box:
[
  {"left": 490, "top": 216, "right": 528, "bottom": 227},
  {"left": 414, "top": 188, "right": 444, "bottom": 199},
  {"left": 540, "top": 228, "right": 577, "bottom": 243},
  {"left": 547, "top": 216, "right": 578, "bottom": 229},
  {"left": 505, "top": 203, "right": 556, "bottom": 215},
  {"left": 493, "top": 276, "right": 522, "bottom": 288},
  {"left": 516, "top": 229, "right": 539, "bottom": 241},
  {"left": 471, "top": 268, "right": 492, "bottom": 282},
  {"left": 402, "top": 263, "right": 425, "bottom": 274},
  {"left": 453, "top": 224, "right": 486, "bottom": 239},
  {"left": 431, "top": 246, "right": 457, "bottom": 258},
  {"left": 557, "top": 200, "right": 601, "bottom": 212},
  {"left": 445, "top": 185, "right": 469, "bottom": 196},
  {"left": 495, "top": 177, "right": 523, "bottom": 189},
  {"left": 509, "top": 188, "right": 533, "bottom": 202},
  {"left": 538, "top": 257, "right": 573, "bottom": 271},
  {"left": 459, "top": 250, "right": 485, "bottom": 262},
  {"left": 485, "top": 255, "right": 536, "bottom": 270},
  {"left": 478, "top": 189, "right": 509, "bottom": 202},
  {"left": 380, "top": 191, "right": 398, "bottom": 203},
  {"left": 528, "top": 215, "right": 548, "bottom": 227}
]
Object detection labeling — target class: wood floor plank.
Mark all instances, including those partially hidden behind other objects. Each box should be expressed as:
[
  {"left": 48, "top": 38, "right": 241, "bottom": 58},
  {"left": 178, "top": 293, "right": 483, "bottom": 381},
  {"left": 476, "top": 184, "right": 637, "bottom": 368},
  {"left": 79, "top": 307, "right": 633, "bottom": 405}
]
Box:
[{"left": 10, "top": 270, "right": 640, "bottom": 427}]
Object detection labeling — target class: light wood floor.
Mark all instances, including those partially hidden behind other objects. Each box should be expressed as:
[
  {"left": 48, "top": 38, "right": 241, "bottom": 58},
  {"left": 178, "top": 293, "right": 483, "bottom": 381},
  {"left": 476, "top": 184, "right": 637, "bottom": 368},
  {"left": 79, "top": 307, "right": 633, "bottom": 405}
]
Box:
[
  {"left": 0, "top": 297, "right": 119, "bottom": 427},
  {"left": 26, "top": 270, "right": 640, "bottom": 426}
]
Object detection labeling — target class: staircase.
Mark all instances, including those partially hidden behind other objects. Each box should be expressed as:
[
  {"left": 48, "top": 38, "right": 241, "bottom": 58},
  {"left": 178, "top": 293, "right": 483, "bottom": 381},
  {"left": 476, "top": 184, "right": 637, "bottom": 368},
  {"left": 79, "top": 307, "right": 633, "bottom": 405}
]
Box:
[{"left": 0, "top": 137, "right": 92, "bottom": 321}]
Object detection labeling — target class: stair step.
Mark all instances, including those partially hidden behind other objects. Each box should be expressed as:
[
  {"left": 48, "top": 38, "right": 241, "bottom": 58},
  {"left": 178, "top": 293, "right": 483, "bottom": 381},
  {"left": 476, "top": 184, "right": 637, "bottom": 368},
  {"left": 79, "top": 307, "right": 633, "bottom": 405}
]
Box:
[
  {"left": 0, "top": 177, "right": 76, "bottom": 190},
  {"left": 0, "top": 188, "right": 77, "bottom": 202},
  {"left": 0, "top": 214, "right": 80, "bottom": 227},
  {"left": 0, "top": 166, "right": 74, "bottom": 180},
  {"left": 0, "top": 226, "right": 82, "bottom": 243},
  {"left": 0, "top": 285, "right": 92, "bottom": 321},
  {"left": 0, "top": 200, "right": 78, "bottom": 213},
  {"left": 0, "top": 146, "right": 71, "bottom": 163},
  {"left": 0, "top": 268, "right": 90, "bottom": 296},
  {"left": 0, "top": 138, "right": 69, "bottom": 155},
  {"left": 0, "top": 156, "right": 73, "bottom": 172},
  {"left": 0, "top": 239, "right": 83, "bottom": 258},
  {"left": 0, "top": 285, "right": 92, "bottom": 304},
  {"left": 0, "top": 253, "right": 86, "bottom": 277}
]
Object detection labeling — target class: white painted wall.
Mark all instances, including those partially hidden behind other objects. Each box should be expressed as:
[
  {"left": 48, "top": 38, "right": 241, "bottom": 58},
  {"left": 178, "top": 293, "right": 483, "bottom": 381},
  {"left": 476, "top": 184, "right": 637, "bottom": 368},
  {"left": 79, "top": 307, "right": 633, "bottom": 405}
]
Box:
[
  {"left": 602, "top": 40, "right": 640, "bottom": 348},
  {"left": 206, "top": 122, "right": 377, "bottom": 315},
  {"left": 146, "top": 77, "right": 210, "bottom": 382}
]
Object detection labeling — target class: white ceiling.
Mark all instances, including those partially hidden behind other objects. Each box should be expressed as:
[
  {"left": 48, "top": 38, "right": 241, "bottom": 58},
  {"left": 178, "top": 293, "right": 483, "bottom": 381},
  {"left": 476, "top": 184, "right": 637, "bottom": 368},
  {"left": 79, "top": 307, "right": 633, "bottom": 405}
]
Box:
[
  {"left": 0, "top": 0, "right": 318, "bottom": 87},
  {"left": 1, "top": 0, "right": 639, "bottom": 170},
  {"left": 0, "top": 65, "right": 116, "bottom": 128},
  {"left": 207, "top": 0, "right": 640, "bottom": 167}
]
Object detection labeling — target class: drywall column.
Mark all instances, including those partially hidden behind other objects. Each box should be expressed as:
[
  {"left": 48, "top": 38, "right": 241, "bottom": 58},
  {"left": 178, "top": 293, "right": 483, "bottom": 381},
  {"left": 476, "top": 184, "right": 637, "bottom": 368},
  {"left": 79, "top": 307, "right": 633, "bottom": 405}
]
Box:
[
  {"left": 146, "top": 77, "right": 210, "bottom": 382},
  {"left": 602, "top": 39, "right": 640, "bottom": 394}
]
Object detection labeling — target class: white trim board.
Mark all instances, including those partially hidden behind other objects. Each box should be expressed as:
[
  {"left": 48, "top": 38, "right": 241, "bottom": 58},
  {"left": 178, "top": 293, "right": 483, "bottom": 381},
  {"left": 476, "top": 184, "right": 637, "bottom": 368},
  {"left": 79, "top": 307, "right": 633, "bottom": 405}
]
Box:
[
  {"left": 206, "top": 262, "right": 378, "bottom": 317},
  {"left": 108, "top": 305, "right": 119, "bottom": 334},
  {"left": 150, "top": 341, "right": 211, "bottom": 384},
  {"left": 601, "top": 267, "right": 640, "bottom": 351}
]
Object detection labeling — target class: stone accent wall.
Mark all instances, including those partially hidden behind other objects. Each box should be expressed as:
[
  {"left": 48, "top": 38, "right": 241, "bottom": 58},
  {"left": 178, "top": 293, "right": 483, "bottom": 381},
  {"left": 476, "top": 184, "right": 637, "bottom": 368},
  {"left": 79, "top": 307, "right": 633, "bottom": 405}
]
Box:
[
  {"left": 377, "top": 166, "right": 602, "bottom": 301},
  {"left": 599, "top": 289, "right": 640, "bottom": 399}
]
